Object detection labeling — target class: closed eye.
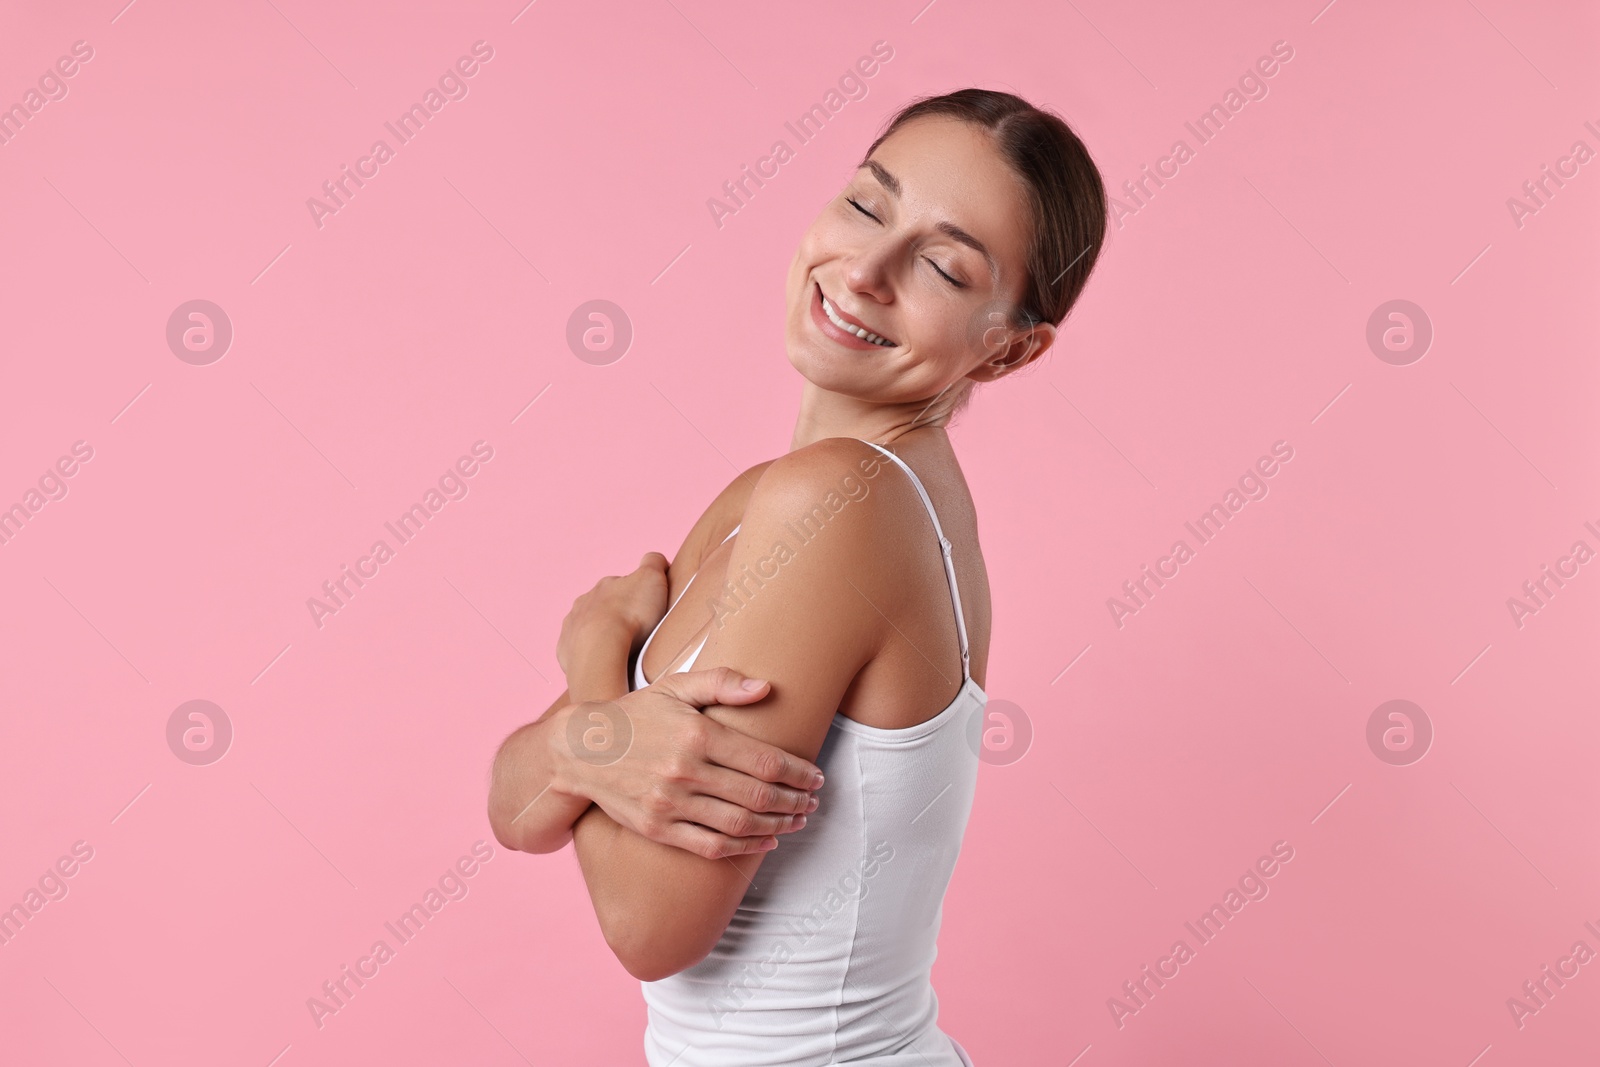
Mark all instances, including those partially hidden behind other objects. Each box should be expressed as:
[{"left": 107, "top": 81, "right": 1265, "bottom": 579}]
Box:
[
  {"left": 928, "top": 260, "right": 964, "bottom": 287},
  {"left": 846, "top": 197, "right": 966, "bottom": 289}
]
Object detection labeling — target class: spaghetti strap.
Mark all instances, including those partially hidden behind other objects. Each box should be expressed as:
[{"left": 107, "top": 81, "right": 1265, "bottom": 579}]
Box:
[{"left": 857, "top": 441, "right": 971, "bottom": 682}]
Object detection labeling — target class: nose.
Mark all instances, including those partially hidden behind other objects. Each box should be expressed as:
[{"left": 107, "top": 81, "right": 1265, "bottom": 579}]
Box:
[{"left": 840, "top": 230, "right": 898, "bottom": 304}]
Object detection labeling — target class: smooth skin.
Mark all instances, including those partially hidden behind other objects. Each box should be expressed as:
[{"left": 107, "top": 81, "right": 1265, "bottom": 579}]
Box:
[
  {"left": 487, "top": 114, "right": 1057, "bottom": 981},
  {"left": 487, "top": 464, "right": 824, "bottom": 859}
]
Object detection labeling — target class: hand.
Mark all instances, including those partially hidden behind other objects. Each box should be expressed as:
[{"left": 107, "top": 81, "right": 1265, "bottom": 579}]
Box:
[
  {"left": 556, "top": 552, "right": 670, "bottom": 675},
  {"left": 555, "top": 666, "right": 825, "bottom": 860}
]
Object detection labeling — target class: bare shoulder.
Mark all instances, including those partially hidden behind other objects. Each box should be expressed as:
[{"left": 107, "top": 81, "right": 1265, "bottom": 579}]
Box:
[
  {"left": 740, "top": 438, "right": 898, "bottom": 549},
  {"left": 750, "top": 435, "right": 992, "bottom": 688},
  {"left": 749, "top": 437, "right": 892, "bottom": 503},
  {"left": 697, "top": 440, "right": 898, "bottom": 727},
  {"left": 667, "top": 458, "right": 779, "bottom": 573}
]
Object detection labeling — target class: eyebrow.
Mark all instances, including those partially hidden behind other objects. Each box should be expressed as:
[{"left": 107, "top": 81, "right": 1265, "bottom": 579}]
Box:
[{"left": 860, "top": 160, "right": 999, "bottom": 283}]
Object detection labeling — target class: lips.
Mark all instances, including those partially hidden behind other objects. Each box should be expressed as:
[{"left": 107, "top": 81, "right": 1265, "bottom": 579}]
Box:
[{"left": 812, "top": 281, "right": 896, "bottom": 348}]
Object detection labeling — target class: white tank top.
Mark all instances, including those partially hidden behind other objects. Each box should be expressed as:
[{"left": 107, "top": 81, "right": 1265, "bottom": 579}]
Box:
[{"left": 629, "top": 441, "right": 983, "bottom": 1066}]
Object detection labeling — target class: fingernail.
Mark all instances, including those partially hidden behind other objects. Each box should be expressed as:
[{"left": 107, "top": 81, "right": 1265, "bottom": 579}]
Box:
[
  {"left": 791, "top": 814, "right": 807, "bottom": 830},
  {"left": 740, "top": 678, "right": 767, "bottom": 691},
  {"left": 812, "top": 772, "right": 825, "bottom": 788},
  {"left": 806, "top": 795, "right": 819, "bottom": 813},
  {"left": 761, "top": 837, "right": 778, "bottom": 851}
]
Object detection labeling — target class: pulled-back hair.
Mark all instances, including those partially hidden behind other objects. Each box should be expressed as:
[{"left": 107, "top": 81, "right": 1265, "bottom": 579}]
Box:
[{"left": 861, "top": 89, "right": 1108, "bottom": 415}]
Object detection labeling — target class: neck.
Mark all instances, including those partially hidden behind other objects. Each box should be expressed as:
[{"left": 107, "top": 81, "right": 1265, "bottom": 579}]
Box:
[{"left": 789, "top": 380, "right": 953, "bottom": 452}]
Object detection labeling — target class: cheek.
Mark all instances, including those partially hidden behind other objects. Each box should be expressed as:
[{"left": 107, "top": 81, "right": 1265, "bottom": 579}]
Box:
[
  {"left": 803, "top": 206, "right": 863, "bottom": 259},
  {"left": 787, "top": 221, "right": 841, "bottom": 297},
  {"left": 786, "top": 229, "right": 819, "bottom": 289},
  {"left": 905, "top": 297, "right": 970, "bottom": 363}
]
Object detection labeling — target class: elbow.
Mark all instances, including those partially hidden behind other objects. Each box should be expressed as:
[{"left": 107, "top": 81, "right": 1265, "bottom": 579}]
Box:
[
  {"left": 616, "top": 948, "right": 682, "bottom": 984},
  {"left": 519, "top": 830, "right": 573, "bottom": 855},
  {"left": 487, "top": 804, "right": 520, "bottom": 853},
  {"left": 486, "top": 735, "right": 568, "bottom": 855},
  {"left": 612, "top": 943, "right": 704, "bottom": 984},
  {"left": 601, "top": 912, "right": 713, "bottom": 982},
  {"left": 486, "top": 793, "right": 531, "bottom": 854},
  {"left": 487, "top": 804, "right": 569, "bottom": 856}
]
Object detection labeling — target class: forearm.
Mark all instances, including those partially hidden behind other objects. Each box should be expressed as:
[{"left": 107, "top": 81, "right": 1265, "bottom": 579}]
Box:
[
  {"left": 488, "top": 700, "right": 592, "bottom": 854},
  {"left": 564, "top": 618, "right": 635, "bottom": 704},
  {"left": 488, "top": 621, "right": 637, "bottom": 854},
  {"left": 572, "top": 803, "right": 752, "bottom": 981}
]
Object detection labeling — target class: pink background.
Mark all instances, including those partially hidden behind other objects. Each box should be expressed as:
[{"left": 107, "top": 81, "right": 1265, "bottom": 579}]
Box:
[{"left": 2, "top": 0, "right": 1597, "bottom": 1064}]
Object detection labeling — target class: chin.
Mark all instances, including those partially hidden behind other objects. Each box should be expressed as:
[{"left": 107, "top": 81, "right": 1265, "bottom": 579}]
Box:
[
  {"left": 785, "top": 336, "right": 844, "bottom": 389},
  {"left": 782, "top": 337, "right": 862, "bottom": 395}
]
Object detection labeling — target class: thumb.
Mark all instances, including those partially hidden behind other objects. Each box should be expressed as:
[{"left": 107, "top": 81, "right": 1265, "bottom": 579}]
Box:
[
  {"left": 638, "top": 551, "right": 669, "bottom": 573},
  {"left": 650, "top": 666, "right": 769, "bottom": 708}
]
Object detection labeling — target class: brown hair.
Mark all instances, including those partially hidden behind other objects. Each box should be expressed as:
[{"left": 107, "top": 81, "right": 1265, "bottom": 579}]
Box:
[{"left": 861, "top": 89, "right": 1107, "bottom": 416}]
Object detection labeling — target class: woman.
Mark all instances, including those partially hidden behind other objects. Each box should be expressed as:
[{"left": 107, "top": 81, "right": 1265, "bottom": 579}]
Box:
[{"left": 488, "top": 89, "right": 1107, "bottom": 1065}]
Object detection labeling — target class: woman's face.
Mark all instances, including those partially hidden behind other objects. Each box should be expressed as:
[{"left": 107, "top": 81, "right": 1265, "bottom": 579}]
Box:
[{"left": 784, "top": 114, "right": 1050, "bottom": 407}]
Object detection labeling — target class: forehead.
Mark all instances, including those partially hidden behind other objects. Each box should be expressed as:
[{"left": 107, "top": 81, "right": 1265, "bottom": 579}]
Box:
[{"left": 866, "top": 114, "right": 1034, "bottom": 283}]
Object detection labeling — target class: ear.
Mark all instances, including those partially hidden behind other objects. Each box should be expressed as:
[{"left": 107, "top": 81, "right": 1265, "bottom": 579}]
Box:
[{"left": 967, "top": 320, "right": 1057, "bottom": 383}]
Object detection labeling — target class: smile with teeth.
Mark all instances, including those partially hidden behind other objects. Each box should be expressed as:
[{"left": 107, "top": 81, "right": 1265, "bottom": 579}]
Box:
[{"left": 820, "top": 289, "right": 895, "bottom": 346}]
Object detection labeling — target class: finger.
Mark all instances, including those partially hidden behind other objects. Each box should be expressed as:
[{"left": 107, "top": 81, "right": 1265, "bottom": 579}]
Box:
[
  {"left": 637, "top": 552, "right": 668, "bottom": 572},
  {"left": 663, "top": 822, "right": 778, "bottom": 861},
  {"left": 680, "top": 794, "right": 808, "bottom": 838},
  {"left": 702, "top": 722, "right": 824, "bottom": 790},
  {"left": 700, "top": 765, "right": 818, "bottom": 815},
  {"left": 650, "top": 665, "right": 773, "bottom": 709}
]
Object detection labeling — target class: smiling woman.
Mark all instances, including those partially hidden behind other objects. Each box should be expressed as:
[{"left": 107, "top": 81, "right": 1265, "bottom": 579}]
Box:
[
  {"left": 488, "top": 88, "right": 1108, "bottom": 1065},
  {"left": 789, "top": 92, "right": 1106, "bottom": 423}
]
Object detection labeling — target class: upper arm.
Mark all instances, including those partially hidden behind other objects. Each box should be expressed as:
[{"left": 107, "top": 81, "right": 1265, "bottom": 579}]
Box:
[
  {"left": 572, "top": 439, "right": 893, "bottom": 979},
  {"left": 663, "top": 459, "right": 776, "bottom": 575}
]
